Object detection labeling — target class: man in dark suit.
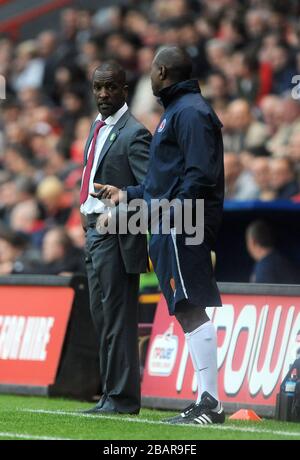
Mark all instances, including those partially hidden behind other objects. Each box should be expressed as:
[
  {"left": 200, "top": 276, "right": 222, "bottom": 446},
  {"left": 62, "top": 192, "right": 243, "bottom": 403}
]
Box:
[{"left": 80, "top": 61, "right": 151, "bottom": 415}]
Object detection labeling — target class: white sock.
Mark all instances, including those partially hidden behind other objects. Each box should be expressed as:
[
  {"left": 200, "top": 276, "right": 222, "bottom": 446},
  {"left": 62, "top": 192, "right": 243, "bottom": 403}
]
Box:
[
  {"left": 185, "top": 331, "right": 200, "bottom": 402},
  {"left": 185, "top": 321, "right": 219, "bottom": 405}
]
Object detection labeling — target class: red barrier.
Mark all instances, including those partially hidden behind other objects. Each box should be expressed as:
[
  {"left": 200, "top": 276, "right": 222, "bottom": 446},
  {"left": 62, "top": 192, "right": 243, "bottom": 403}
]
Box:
[
  {"left": 0, "top": 286, "right": 73, "bottom": 386},
  {"left": 0, "top": 275, "right": 100, "bottom": 399},
  {"left": 142, "top": 285, "right": 300, "bottom": 416}
]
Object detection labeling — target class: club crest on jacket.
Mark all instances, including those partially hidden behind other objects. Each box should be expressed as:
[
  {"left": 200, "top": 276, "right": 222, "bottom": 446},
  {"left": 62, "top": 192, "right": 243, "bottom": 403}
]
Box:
[{"left": 157, "top": 118, "right": 166, "bottom": 133}]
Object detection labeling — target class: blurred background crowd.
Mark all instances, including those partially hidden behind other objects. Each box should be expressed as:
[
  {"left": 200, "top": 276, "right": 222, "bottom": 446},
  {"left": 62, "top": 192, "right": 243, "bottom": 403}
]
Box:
[{"left": 0, "top": 0, "right": 299, "bottom": 280}]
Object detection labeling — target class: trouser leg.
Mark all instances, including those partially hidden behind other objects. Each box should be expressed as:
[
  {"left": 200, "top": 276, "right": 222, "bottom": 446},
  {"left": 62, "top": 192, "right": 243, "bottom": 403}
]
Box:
[
  {"left": 87, "top": 230, "right": 141, "bottom": 413},
  {"left": 85, "top": 253, "right": 107, "bottom": 400}
]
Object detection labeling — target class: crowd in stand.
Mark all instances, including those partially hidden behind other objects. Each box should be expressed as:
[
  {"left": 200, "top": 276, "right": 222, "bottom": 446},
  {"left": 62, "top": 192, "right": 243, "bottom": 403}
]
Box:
[{"left": 0, "top": 0, "right": 299, "bottom": 276}]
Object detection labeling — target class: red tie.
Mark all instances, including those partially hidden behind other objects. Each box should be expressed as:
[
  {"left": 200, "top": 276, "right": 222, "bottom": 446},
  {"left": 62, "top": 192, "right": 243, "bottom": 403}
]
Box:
[{"left": 80, "top": 120, "right": 106, "bottom": 204}]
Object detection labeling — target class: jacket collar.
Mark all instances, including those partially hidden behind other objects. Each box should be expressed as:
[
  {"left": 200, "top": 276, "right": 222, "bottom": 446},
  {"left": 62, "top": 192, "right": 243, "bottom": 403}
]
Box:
[
  {"left": 158, "top": 79, "right": 200, "bottom": 108},
  {"left": 84, "top": 109, "right": 130, "bottom": 164},
  {"left": 93, "top": 109, "right": 130, "bottom": 170}
]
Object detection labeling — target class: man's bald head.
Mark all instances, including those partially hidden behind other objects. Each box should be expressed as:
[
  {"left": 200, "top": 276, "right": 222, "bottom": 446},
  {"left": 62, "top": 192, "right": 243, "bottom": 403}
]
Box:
[
  {"left": 150, "top": 46, "right": 193, "bottom": 96},
  {"left": 154, "top": 47, "right": 192, "bottom": 81},
  {"left": 93, "top": 61, "right": 126, "bottom": 86}
]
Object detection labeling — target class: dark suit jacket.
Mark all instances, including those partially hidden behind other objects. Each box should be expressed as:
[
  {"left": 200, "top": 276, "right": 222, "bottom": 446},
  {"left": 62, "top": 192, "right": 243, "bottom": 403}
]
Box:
[{"left": 84, "top": 109, "right": 151, "bottom": 274}]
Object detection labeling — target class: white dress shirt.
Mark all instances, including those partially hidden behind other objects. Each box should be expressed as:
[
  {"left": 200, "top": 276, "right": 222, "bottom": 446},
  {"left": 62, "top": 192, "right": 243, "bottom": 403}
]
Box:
[{"left": 80, "top": 103, "right": 128, "bottom": 216}]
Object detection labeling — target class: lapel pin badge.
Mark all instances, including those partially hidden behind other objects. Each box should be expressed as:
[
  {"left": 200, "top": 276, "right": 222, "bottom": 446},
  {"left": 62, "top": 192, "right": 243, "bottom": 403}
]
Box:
[{"left": 110, "top": 133, "right": 117, "bottom": 142}]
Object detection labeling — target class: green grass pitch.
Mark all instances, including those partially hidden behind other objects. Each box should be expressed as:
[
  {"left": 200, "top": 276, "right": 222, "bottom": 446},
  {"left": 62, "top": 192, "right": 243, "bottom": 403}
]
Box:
[{"left": 0, "top": 395, "right": 299, "bottom": 440}]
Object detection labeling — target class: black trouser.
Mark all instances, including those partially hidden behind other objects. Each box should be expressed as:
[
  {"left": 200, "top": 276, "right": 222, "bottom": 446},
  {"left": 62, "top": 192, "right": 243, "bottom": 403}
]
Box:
[{"left": 85, "top": 227, "right": 141, "bottom": 414}]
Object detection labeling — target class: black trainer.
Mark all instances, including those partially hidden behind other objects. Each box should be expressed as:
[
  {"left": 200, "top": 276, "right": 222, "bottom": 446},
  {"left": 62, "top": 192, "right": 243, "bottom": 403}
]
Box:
[
  {"left": 190, "top": 392, "right": 225, "bottom": 425},
  {"left": 164, "top": 392, "right": 225, "bottom": 425}
]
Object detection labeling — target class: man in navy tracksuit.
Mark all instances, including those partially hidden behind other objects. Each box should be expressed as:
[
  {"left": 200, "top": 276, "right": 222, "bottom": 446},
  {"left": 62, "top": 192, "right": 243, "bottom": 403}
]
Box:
[{"left": 93, "top": 47, "right": 225, "bottom": 425}]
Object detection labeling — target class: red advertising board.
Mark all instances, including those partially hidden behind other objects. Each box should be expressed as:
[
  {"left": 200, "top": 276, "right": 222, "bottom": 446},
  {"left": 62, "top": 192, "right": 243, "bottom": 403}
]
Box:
[
  {"left": 142, "top": 294, "right": 300, "bottom": 410},
  {"left": 0, "top": 286, "right": 74, "bottom": 386}
]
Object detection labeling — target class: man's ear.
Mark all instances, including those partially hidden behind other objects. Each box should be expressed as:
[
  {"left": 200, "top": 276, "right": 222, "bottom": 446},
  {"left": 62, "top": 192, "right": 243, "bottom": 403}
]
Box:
[
  {"left": 159, "top": 65, "right": 167, "bottom": 81},
  {"left": 123, "top": 84, "right": 129, "bottom": 99}
]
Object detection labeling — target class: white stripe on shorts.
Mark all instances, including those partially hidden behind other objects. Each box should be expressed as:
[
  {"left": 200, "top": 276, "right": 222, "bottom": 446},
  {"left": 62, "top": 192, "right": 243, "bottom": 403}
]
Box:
[{"left": 170, "top": 227, "right": 188, "bottom": 299}]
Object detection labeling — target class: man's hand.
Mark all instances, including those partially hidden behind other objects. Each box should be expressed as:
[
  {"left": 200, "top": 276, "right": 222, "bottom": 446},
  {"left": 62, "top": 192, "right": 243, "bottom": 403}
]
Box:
[{"left": 90, "top": 183, "right": 124, "bottom": 206}]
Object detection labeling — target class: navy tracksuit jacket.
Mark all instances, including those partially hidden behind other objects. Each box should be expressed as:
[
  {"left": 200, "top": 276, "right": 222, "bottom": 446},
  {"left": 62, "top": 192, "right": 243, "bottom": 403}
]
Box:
[{"left": 127, "top": 79, "right": 224, "bottom": 313}]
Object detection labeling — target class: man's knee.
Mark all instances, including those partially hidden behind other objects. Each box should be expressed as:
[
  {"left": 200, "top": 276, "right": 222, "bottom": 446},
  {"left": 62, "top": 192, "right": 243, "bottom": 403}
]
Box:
[{"left": 175, "top": 302, "right": 209, "bottom": 333}]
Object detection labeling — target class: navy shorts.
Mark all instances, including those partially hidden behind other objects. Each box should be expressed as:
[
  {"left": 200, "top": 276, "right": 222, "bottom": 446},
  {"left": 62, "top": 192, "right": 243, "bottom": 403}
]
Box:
[{"left": 149, "top": 228, "right": 222, "bottom": 315}]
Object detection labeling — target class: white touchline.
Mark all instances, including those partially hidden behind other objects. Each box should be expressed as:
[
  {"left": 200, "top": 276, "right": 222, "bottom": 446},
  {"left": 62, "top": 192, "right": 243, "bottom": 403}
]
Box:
[
  {"left": 0, "top": 431, "right": 71, "bottom": 440},
  {"left": 20, "top": 409, "right": 300, "bottom": 438}
]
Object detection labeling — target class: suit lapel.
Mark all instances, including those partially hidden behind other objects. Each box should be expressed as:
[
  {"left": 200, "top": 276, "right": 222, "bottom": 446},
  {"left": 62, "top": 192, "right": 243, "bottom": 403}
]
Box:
[
  {"left": 83, "top": 120, "right": 97, "bottom": 165},
  {"left": 95, "top": 110, "right": 131, "bottom": 172}
]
